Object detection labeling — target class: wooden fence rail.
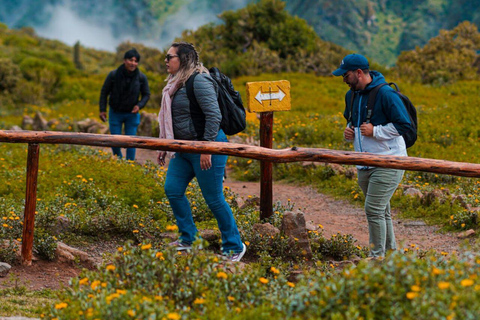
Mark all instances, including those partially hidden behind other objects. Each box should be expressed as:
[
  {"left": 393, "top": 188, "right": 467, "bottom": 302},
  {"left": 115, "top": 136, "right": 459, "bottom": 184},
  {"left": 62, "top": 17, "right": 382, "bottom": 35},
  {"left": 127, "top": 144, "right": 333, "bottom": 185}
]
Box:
[
  {"left": 2, "top": 130, "right": 480, "bottom": 177},
  {"left": 1, "top": 129, "right": 480, "bottom": 265}
]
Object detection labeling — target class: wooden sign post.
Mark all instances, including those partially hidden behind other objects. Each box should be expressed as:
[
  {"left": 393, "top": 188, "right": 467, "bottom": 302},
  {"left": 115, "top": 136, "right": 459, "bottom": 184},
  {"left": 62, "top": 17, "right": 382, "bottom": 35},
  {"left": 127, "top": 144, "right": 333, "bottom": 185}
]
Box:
[{"left": 246, "top": 80, "right": 291, "bottom": 220}]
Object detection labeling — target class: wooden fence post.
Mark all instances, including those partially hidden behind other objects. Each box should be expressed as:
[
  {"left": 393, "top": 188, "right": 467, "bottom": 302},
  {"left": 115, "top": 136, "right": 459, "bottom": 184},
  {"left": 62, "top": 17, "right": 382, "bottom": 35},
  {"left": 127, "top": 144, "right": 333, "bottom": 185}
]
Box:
[
  {"left": 260, "top": 112, "right": 274, "bottom": 220},
  {"left": 21, "top": 143, "right": 40, "bottom": 266}
]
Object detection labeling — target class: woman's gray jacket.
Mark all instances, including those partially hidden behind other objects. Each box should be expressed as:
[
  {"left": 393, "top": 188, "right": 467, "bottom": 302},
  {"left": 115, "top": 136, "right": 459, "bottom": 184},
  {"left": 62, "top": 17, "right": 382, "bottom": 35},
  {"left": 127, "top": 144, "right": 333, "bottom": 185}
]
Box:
[{"left": 171, "top": 73, "right": 221, "bottom": 141}]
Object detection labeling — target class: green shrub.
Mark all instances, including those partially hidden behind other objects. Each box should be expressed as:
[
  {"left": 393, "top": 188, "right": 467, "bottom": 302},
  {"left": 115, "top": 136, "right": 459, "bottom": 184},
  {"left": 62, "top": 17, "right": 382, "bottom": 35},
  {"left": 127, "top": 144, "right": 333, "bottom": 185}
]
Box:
[
  {"left": 0, "top": 237, "right": 18, "bottom": 264},
  {"left": 19, "top": 57, "right": 66, "bottom": 98},
  {"left": 449, "top": 210, "right": 478, "bottom": 230},
  {"left": 0, "top": 58, "right": 22, "bottom": 92},
  {"left": 3, "top": 33, "right": 39, "bottom": 48},
  {"left": 396, "top": 21, "right": 480, "bottom": 84},
  {"left": 46, "top": 243, "right": 480, "bottom": 319},
  {"left": 48, "top": 241, "right": 295, "bottom": 319},
  {"left": 311, "top": 232, "right": 366, "bottom": 261},
  {"left": 33, "top": 229, "right": 57, "bottom": 261},
  {"left": 12, "top": 79, "right": 45, "bottom": 105}
]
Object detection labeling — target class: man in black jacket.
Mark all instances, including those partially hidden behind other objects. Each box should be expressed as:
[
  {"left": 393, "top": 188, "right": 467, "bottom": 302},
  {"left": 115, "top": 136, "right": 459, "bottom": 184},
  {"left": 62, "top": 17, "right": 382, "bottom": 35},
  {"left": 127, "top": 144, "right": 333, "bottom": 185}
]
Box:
[{"left": 99, "top": 48, "right": 150, "bottom": 160}]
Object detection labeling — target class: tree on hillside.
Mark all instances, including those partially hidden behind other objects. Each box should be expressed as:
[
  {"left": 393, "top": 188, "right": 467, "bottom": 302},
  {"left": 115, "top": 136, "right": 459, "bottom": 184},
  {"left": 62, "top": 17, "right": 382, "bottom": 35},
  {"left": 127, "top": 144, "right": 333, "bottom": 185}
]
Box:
[
  {"left": 177, "top": 0, "right": 348, "bottom": 77},
  {"left": 395, "top": 21, "right": 480, "bottom": 84}
]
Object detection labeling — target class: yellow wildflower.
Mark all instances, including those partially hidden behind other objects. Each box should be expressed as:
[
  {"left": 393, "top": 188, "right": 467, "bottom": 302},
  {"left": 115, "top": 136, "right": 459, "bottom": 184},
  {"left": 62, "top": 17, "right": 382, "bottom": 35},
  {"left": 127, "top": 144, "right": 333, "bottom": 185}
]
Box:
[
  {"left": 141, "top": 243, "right": 152, "bottom": 250},
  {"left": 461, "top": 279, "right": 474, "bottom": 287},
  {"left": 287, "top": 282, "right": 296, "bottom": 288},
  {"left": 438, "top": 282, "right": 450, "bottom": 289},
  {"left": 411, "top": 285, "right": 421, "bottom": 292},
  {"left": 270, "top": 267, "right": 280, "bottom": 274},
  {"left": 217, "top": 272, "right": 228, "bottom": 279},
  {"left": 259, "top": 277, "right": 269, "bottom": 284},
  {"left": 55, "top": 302, "right": 68, "bottom": 309},
  {"left": 406, "top": 292, "right": 418, "bottom": 299},
  {"left": 91, "top": 280, "right": 101, "bottom": 290},
  {"left": 166, "top": 225, "right": 179, "bottom": 231},
  {"left": 194, "top": 298, "right": 206, "bottom": 304},
  {"left": 106, "top": 265, "right": 116, "bottom": 271},
  {"left": 167, "top": 313, "right": 181, "bottom": 320},
  {"left": 432, "top": 267, "right": 443, "bottom": 275}
]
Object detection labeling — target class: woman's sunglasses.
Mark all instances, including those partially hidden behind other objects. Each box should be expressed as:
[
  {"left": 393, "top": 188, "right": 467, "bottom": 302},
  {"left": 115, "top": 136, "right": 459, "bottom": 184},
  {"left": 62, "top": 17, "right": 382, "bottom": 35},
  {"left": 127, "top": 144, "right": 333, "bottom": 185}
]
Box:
[{"left": 166, "top": 54, "right": 179, "bottom": 61}]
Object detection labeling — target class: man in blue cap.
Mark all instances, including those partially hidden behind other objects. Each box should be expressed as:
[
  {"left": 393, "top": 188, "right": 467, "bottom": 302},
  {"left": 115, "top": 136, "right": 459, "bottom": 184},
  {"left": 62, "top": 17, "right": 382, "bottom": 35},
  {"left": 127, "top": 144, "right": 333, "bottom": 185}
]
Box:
[{"left": 332, "top": 54, "right": 412, "bottom": 258}]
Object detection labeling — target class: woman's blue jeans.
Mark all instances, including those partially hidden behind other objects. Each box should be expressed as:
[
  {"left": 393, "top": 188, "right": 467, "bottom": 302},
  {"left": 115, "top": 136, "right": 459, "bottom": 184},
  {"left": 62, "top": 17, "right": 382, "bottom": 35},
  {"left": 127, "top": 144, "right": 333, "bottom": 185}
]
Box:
[
  {"left": 164, "top": 131, "right": 243, "bottom": 254},
  {"left": 108, "top": 109, "right": 140, "bottom": 160}
]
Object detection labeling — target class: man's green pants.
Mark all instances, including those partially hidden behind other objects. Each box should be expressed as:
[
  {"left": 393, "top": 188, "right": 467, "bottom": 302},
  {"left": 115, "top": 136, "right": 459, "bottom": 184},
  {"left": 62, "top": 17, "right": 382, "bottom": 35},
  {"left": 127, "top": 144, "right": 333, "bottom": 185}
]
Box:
[{"left": 357, "top": 167, "right": 404, "bottom": 257}]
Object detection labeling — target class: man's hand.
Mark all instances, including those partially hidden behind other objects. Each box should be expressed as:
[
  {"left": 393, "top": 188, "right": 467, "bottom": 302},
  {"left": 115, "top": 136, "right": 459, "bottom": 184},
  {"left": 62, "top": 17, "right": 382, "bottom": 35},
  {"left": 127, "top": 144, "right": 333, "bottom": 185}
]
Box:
[
  {"left": 344, "top": 126, "right": 355, "bottom": 140},
  {"left": 360, "top": 122, "right": 374, "bottom": 137},
  {"left": 99, "top": 112, "right": 107, "bottom": 122},
  {"left": 157, "top": 151, "right": 166, "bottom": 166},
  {"left": 131, "top": 105, "right": 140, "bottom": 113},
  {"left": 200, "top": 154, "right": 212, "bottom": 170}
]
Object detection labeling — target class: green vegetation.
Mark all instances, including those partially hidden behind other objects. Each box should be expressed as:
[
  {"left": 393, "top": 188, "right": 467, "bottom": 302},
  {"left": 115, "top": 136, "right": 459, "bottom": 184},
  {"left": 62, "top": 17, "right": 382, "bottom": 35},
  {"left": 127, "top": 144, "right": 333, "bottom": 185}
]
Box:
[
  {"left": 0, "top": 285, "right": 55, "bottom": 318},
  {"left": 396, "top": 21, "right": 480, "bottom": 84},
  {"left": 46, "top": 243, "right": 480, "bottom": 319},
  {"left": 1, "top": 1, "right": 480, "bottom": 318}
]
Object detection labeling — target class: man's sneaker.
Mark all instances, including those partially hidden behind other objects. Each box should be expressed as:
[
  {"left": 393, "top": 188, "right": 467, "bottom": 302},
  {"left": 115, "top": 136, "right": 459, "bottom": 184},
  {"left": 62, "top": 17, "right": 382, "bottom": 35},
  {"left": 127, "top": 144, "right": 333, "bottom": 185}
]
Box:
[
  {"left": 226, "top": 243, "right": 246, "bottom": 262},
  {"left": 167, "top": 240, "right": 192, "bottom": 251}
]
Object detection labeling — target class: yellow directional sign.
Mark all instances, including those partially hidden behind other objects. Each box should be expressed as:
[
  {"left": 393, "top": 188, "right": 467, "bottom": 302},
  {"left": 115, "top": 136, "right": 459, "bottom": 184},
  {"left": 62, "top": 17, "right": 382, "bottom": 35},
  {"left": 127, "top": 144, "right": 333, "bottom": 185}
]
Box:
[{"left": 246, "top": 80, "right": 291, "bottom": 113}]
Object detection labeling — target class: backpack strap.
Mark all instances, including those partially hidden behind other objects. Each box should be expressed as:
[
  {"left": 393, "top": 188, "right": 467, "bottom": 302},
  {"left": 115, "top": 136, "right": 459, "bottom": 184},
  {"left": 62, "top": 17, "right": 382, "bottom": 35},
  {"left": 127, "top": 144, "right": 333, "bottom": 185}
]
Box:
[
  {"left": 209, "top": 67, "right": 221, "bottom": 82},
  {"left": 185, "top": 72, "right": 206, "bottom": 139},
  {"left": 185, "top": 72, "right": 199, "bottom": 107},
  {"left": 348, "top": 92, "right": 355, "bottom": 124},
  {"left": 365, "top": 83, "right": 388, "bottom": 124},
  {"left": 389, "top": 82, "right": 400, "bottom": 92}
]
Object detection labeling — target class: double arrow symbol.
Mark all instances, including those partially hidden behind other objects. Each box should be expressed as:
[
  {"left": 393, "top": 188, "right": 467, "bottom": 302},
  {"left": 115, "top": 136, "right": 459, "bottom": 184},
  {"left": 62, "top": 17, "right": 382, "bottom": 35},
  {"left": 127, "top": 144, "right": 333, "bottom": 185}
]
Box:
[{"left": 255, "top": 87, "right": 286, "bottom": 104}]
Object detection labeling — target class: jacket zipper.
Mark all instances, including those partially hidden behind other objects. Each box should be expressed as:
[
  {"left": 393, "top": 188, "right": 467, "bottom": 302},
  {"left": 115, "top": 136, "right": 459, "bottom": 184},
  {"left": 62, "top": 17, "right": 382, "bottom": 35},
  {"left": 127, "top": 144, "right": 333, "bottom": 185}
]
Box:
[{"left": 356, "top": 95, "right": 364, "bottom": 152}]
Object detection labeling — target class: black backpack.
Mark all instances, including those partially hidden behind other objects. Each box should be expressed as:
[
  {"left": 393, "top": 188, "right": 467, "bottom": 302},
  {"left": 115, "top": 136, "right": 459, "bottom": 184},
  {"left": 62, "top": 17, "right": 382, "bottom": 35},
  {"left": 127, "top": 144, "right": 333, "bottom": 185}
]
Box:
[
  {"left": 350, "top": 82, "right": 417, "bottom": 148},
  {"left": 186, "top": 67, "right": 246, "bottom": 136}
]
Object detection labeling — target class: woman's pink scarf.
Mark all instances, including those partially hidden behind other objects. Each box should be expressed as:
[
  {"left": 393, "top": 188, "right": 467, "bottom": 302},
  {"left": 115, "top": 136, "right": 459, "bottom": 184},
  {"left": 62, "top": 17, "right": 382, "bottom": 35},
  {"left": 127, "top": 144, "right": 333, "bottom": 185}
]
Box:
[{"left": 158, "top": 78, "right": 181, "bottom": 158}]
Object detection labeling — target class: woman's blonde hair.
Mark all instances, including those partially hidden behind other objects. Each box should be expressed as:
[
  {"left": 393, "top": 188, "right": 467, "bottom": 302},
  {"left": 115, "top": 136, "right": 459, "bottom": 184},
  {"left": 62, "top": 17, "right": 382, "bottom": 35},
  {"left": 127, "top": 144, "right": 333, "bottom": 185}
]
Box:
[{"left": 166, "top": 42, "right": 208, "bottom": 85}]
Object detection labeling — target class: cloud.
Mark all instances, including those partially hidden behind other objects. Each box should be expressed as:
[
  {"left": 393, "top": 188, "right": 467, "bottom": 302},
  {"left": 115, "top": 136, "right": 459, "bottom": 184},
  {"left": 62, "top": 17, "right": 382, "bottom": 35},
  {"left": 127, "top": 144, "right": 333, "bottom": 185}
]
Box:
[
  {"left": 35, "top": 3, "right": 125, "bottom": 51},
  {"left": 28, "top": 0, "right": 252, "bottom": 51}
]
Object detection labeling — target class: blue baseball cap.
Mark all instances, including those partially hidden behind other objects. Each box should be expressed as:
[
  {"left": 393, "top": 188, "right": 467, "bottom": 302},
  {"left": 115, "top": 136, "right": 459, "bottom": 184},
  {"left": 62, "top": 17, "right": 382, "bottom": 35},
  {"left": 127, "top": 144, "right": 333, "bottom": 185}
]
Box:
[{"left": 332, "top": 54, "right": 369, "bottom": 76}]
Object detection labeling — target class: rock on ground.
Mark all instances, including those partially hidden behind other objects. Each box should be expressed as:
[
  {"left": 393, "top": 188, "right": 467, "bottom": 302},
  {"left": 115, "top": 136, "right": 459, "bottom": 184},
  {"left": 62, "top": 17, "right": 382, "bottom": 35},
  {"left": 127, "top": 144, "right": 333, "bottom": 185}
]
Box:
[{"left": 0, "top": 262, "right": 12, "bottom": 277}]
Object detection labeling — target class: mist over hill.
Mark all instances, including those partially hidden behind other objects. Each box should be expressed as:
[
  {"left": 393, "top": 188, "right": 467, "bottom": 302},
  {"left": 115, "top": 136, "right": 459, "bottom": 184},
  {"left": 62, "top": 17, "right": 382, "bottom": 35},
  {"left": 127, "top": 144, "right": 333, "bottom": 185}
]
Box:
[
  {"left": 1, "top": 0, "right": 480, "bottom": 65},
  {"left": 0, "top": 0, "right": 249, "bottom": 51}
]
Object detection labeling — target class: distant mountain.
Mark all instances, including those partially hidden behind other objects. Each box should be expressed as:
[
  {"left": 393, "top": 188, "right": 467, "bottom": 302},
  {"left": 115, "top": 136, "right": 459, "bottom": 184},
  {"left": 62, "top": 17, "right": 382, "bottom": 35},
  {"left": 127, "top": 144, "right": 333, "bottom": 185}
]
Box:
[
  {"left": 1, "top": 0, "right": 480, "bottom": 65},
  {"left": 284, "top": 0, "right": 480, "bottom": 65}
]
